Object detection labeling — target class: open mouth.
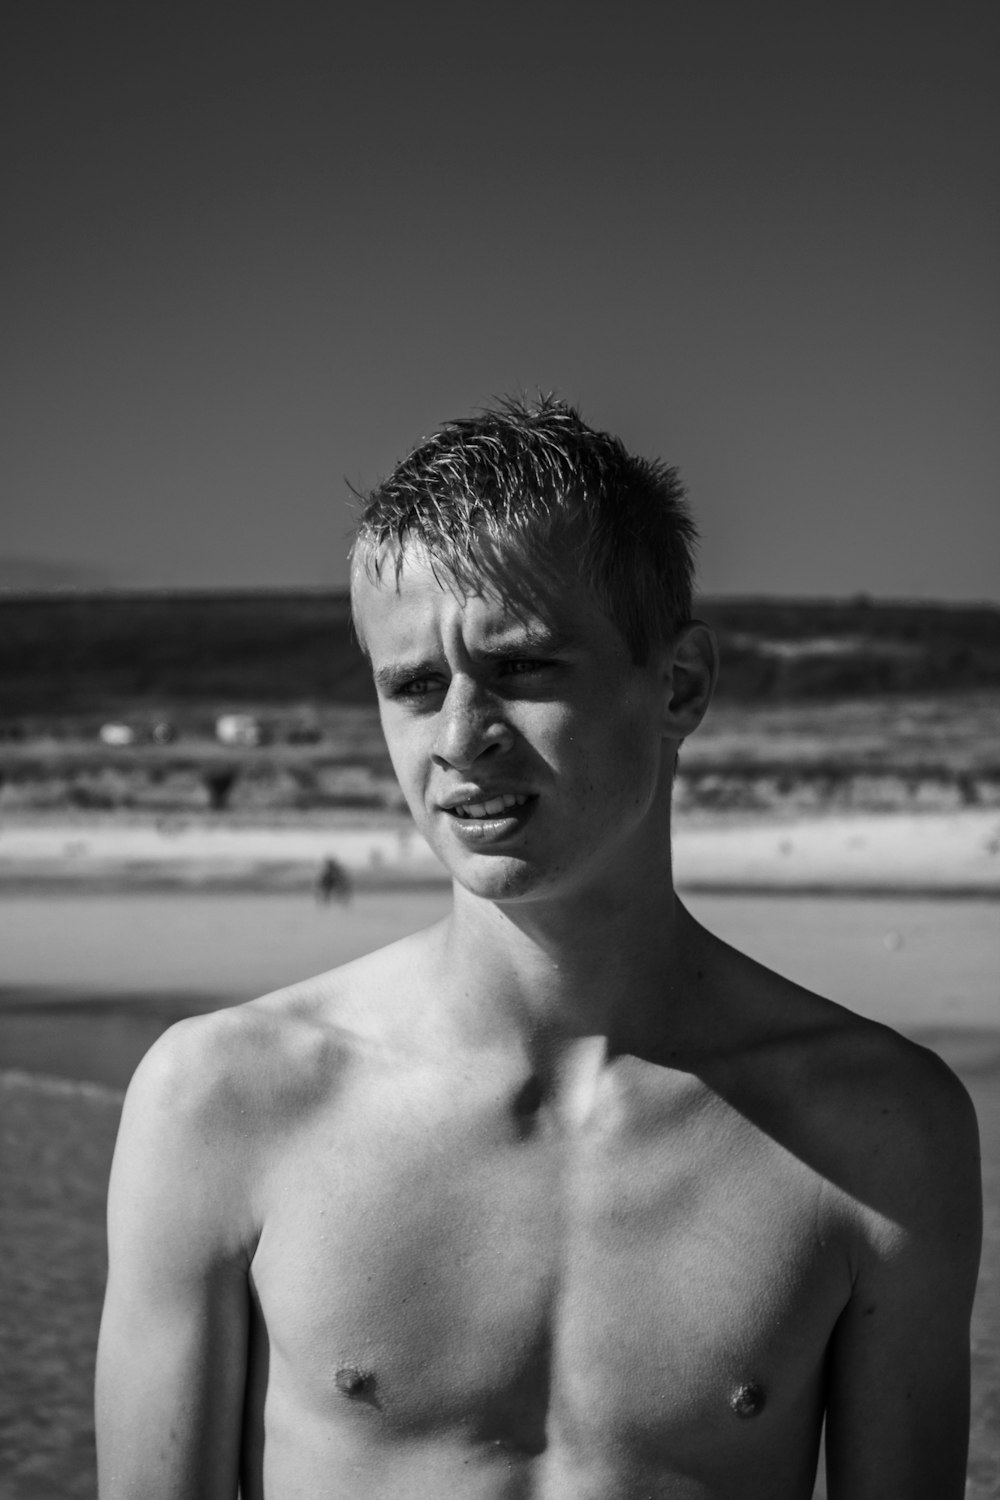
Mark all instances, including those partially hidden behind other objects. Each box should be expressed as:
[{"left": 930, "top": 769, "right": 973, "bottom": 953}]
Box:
[
  {"left": 448, "top": 793, "right": 531, "bottom": 820},
  {"left": 442, "top": 793, "right": 537, "bottom": 844}
]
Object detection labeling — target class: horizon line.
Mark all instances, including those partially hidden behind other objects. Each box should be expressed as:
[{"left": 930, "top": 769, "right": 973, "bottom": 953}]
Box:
[{"left": 0, "top": 584, "right": 997, "bottom": 612}]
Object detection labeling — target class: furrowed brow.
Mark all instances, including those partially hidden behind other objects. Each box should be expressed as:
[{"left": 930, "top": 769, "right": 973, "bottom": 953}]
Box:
[
  {"left": 372, "top": 659, "right": 440, "bottom": 692},
  {"left": 371, "top": 630, "right": 573, "bottom": 691},
  {"left": 480, "top": 627, "right": 573, "bottom": 658}
]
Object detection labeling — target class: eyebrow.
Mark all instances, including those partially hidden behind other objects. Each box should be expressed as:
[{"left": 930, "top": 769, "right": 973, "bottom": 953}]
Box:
[
  {"left": 371, "top": 629, "right": 574, "bottom": 693},
  {"left": 481, "top": 626, "right": 574, "bottom": 657},
  {"left": 372, "top": 659, "right": 439, "bottom": 692}
]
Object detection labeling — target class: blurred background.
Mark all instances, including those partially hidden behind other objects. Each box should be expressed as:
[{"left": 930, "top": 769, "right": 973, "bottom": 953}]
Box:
[{"left": 1, "top": 2, "right": 998, "bottom": 1496}]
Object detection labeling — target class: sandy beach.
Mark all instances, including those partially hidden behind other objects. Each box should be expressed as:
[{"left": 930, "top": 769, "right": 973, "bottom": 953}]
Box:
[{"left": 1, "top": 806, "right": 999, "bottom": 894}]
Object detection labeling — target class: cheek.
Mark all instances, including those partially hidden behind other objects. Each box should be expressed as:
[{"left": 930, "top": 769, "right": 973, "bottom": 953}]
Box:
[
  {"left": 552, "top": 708, "right": 661, "bottom": 811},
  {"left": 379, "top": 714, "right": 430, "bottom": 793},
  {"left": 603, "top": 698, "right": 666, "bottom": 805}
]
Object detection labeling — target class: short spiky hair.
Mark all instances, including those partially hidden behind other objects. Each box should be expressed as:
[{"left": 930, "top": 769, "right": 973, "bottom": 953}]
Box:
[{"left": 350, "top": 395, "right": 697, "bottom": 662}]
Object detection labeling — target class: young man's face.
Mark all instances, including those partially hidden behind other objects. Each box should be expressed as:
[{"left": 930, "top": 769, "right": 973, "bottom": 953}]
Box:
[{"left": 353, "top": 546, "right": 681, "bottom": 906}]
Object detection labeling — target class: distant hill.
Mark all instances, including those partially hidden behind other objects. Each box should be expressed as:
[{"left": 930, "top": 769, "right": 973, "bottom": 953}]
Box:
[
  {"left": 698, "top": 596, "right": 1000, "bottom": 700},
  {"left": 0, "top": 591, "right": 369, "bottom": 715},
  {"left": 0, "top": 589, "right": 997, "bottom": 717}
]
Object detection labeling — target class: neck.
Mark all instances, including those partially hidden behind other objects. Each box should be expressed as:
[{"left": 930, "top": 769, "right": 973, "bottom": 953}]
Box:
[{"left": 440, "top": 853, "right": 701, "bottom": 1056}]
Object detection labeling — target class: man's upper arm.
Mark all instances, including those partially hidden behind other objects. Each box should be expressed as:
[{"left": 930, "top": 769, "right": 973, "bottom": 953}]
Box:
[
  {"left": 823, "top": 1044, "right": 982, "bottom": 1500},
  {"left": 96, "top": 1015, "right": 260, "bottom": 1500}
]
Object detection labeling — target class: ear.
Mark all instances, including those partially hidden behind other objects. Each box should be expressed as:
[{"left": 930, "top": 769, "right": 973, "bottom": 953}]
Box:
[{"left": 660, "top": 621, "right": 718, "bottom": 741}]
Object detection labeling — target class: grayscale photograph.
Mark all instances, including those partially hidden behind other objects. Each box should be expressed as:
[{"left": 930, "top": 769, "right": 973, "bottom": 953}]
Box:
[{"left": 1, "top": 3, "right": 997, "bottom": 1497}]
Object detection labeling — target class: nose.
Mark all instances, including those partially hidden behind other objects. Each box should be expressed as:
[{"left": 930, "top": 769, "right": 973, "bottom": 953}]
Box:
[{"left": 431, "top": 675, "right": 514, "bottom": 770}]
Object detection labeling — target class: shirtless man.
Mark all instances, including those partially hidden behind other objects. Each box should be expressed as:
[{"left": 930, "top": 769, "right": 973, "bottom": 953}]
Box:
[{"left": 96, "top": 397, "right": 982, "bottom": 1498}]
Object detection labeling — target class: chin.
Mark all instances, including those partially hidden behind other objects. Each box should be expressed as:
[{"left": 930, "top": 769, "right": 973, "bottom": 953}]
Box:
[
  {"left": 417, "top": 831, "right": 539, "bottom": 901},
  {"left": 446, "top": 847, "right": 586, "bottom": 907},
  {"left": 449, "top": 856, "right": 540, "bottom": 903}
]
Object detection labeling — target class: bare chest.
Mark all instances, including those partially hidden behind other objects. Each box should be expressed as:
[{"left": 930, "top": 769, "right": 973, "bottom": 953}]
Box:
[{"left": 248, "top": 1064, "right": 846, "bottom": 1464}]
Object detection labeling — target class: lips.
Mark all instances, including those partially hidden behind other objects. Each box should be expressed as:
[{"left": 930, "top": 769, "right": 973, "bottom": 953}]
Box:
[
  {"left": 440, "top": 789, "right": 537, "bottom": 847},
  {"left": 447, "top": 792, "right": 531, "bottom": 820}
]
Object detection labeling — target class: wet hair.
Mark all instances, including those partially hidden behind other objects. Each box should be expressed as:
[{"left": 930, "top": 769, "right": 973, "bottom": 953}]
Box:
[{"left": 350, "top": 395, "right": 697, "bottom": 663}]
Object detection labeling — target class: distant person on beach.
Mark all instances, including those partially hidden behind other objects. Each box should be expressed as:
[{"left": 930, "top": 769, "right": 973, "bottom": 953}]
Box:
[
  {"left": 96, "top": 398, "right": 982, "bottom": 1498},
  {"left": 316, "top": 855, "right": 352, "bottom": 904}
]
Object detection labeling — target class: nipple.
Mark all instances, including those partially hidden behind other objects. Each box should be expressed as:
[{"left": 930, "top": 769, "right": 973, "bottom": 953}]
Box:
[
  {"left": 730, "top": 1381, "right": 766, "bottom": 1418},
  {"left": 335, "top": 1366, "right": 372, "bottom": 1398}
]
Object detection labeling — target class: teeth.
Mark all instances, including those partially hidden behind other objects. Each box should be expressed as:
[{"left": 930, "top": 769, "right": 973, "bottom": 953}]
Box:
[{"left": 453, "top": 793, "right": 528, "bottom": 819}]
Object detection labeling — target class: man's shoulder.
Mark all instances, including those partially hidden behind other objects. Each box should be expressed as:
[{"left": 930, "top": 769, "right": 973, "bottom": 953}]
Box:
[
  {"left": 106, "top": 936, "right": 444, "bottom": 1266},
  {"left": 797, "top": 1005, "right": 978, "bottom": 1179},
  {"left": 128, "top": 990, "right": 336, "bottom": 1124},
  {"left": 126, "top": 926, "right": 440, "bottom": 1130},
  {"left": 698, "top": 930, "right": 980, "bottom": 1223},
  {"left": 785, "top": 991, "right": 981, "bottom": 1303},
  {"left": 775, "top": 975, "right": 974, "bottom": 1156},
  {"left": 731, "top": 959, "right": 979, "bottom": 1243},
  {"left": 710, "top": 927, "right": 972, "bottom": 1129}
]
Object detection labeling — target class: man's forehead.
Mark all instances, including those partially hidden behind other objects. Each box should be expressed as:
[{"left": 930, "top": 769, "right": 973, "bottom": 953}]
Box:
[{"left": 353, "top": 543, "right": 582, "bottom": 645}]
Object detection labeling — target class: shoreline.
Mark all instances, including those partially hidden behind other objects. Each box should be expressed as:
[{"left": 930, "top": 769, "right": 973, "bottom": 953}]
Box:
[
  {"left": 0, "top": 808, "right": 998, "bottom": 895},
  {"left": 2, "top": 889, "right": 998, "bottom": 1092}
]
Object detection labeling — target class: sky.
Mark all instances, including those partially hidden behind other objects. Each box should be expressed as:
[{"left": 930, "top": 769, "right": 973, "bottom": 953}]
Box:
[{"left": 4, "top": 1, "right": 998, "bottom": 601}]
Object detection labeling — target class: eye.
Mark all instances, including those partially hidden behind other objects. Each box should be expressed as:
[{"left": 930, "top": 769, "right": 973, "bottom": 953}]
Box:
[
  {"left": 500, "top": 658, "right": 548, "bottom": 676},
  {"left": 393, "top": 676, "right": 441, "bottom": 700}
]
